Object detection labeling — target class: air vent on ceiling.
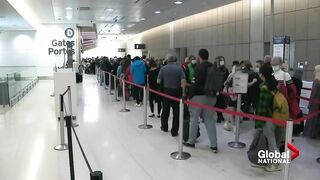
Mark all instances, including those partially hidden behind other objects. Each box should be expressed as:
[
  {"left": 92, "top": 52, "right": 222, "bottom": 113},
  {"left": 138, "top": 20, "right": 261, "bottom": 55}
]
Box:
[{"left": 78, "top": 7, "right": 90, "bottom": 11}]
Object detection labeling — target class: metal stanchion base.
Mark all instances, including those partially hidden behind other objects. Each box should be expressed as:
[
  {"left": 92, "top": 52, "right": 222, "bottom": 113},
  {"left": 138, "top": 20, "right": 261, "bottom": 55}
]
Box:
[
  {"left": 112, "top": 99, "right": 120, "bottom": 102},
  {"left": 54, "top": 144, "right": 68, "bottom": 151},
  {"left": 120, "top": 109, "right": 130, "bottom": 112},
  {"left": 228, "top": 141, "right": 246, "bottom": 148},
  {"left": 316, "top": 157, "right": 320, "bottom": 164},
  {"left": 170, "top": 152, "right": 191, "bottom": 160},
  {"left": 138, "top": 124, "right": 153, "bottom": 129}
]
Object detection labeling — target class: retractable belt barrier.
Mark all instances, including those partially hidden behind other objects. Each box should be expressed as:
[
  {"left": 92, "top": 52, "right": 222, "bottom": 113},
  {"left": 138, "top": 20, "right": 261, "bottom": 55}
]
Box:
[{"left": 106, "top": 71, "right": 320, "bottom": 126}]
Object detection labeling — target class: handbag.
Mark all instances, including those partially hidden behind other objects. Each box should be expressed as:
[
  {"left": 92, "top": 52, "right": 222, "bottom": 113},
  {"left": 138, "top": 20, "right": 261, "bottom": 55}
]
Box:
[{"left": 247, "top": 129, "right": 269, "bottom": 166}]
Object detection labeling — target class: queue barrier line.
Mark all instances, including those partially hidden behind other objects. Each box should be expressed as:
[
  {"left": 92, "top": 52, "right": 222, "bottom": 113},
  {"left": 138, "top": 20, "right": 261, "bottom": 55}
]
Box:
[
  {"left": 107, "top": 72, "right": 320, "bottom": 126},
  {"left": 302, "top": 87, "right": 312, "bottom": 91}
]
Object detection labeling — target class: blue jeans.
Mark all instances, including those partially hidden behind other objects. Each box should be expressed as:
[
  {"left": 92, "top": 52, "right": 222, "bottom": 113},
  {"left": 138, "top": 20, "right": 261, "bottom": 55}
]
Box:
[
  {"left": 99, "top": 70, "right": 105, "bottom": 86},
  {"left": 187, "top": 95, "right": 217, "bottom": 147}
]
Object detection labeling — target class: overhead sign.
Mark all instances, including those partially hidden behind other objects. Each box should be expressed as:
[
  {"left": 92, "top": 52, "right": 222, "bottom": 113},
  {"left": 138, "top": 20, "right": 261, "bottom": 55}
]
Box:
[
  {"left": 134, "top": 44, "right": 146, "bottom": 49},
  {"left": 65, "top": 28, "right": 75, "bottom": 38},
  {"left": 48, "top": 28, "right": 76, "bottom": 56},
  {"left": 232, "top": 72, "right": 248, "bottom": 94}
]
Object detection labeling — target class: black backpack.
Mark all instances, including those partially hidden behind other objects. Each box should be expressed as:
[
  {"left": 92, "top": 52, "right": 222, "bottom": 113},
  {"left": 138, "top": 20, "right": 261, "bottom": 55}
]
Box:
[{"left": 204, "top": 63, "right": 226, "bottom": 96}]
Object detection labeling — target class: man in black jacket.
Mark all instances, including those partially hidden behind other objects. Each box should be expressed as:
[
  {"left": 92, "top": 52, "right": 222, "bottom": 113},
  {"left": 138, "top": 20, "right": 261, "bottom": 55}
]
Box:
[{"left": 184, "top": 49, "right": 219, "bottom": 153}]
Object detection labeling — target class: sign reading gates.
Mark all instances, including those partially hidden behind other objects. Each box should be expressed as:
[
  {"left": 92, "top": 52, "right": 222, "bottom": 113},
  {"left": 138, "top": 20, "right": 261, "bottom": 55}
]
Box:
[{"left": 48, "top": 28, "right": 75, "bottom": 55}]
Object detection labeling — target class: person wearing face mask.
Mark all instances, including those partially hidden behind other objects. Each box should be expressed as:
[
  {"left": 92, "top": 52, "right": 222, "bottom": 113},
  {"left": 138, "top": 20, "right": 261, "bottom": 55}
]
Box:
[
  {"left": 271, "top": 57, "right": 300, "bottom": 119},
  {"left": 303, "top": 65, "right": 320, "bottom": 139},
  {"left": 242, "top": 60, "right": 260, "bottom": 120},
  {"left": 214, "top": 56, "right": 229, "bottom": 123},
  {"left": 255, "top": 60, "right": 264, "bottom": 73},
  {"left": 185, "top": 56, "right": 197, "bottom": 85}
]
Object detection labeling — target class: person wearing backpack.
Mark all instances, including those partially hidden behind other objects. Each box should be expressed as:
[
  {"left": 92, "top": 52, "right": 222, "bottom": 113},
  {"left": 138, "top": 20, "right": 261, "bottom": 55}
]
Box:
[
  {"left": 184, "top": 49, "right": 222, "bottom": 153},
  {"left": 252, "top": 64, "right": 288, "bottom": 172}
]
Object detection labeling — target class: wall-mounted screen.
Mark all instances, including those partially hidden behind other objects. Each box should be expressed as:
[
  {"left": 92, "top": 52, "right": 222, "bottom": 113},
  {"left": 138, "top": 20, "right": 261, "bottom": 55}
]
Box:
[{"left": 134, "top": 44, "right": 146, "bottom": 49}]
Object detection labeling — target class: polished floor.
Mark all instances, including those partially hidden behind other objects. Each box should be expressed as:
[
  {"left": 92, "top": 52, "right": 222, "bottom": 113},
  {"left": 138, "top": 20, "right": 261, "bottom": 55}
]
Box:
[{"left": 0, "top": 75, "right": 319, "bottom": 180}]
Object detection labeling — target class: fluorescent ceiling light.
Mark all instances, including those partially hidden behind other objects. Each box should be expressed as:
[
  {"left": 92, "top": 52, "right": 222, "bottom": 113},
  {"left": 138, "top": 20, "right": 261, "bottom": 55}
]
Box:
[
  {"left": 65, "top": 7, "right": 73, "bottom": 10},
  {"left": 100, "top": 17, "right": 105, "bottom": 19},
  {"left": 107, "top": 8, "right": 114, "bottom": 12},
  {"left": 174, "top": 1, "right": 183, "bottom": 4},
  {"left": 140, "top": 18, "right": 146, "bottom": 21},
  {"left": 154, "top": 11, "right": 161, "bottom": 14}
]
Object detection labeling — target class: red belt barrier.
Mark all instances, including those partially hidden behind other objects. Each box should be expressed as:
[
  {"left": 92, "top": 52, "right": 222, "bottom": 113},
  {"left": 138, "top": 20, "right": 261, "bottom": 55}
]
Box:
[
  {"left": 302, "top": 87, "right": 312, "bottom": 91},
  {"left": 104, "top": 72, "right": 320, "bottom": 126},
  {"left": 297, "top": 96, "right": 320, "bottom": 105},
  {"left": 185, "top": 100, "right": 286, "bottom": 126},
  {"left": 147, "top": 87, "right": 180, "bottom": 102}
]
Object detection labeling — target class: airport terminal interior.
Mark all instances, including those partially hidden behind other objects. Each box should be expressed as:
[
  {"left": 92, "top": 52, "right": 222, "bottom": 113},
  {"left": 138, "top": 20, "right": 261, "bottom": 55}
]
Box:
[{"left": 1, "top": 0, "right": 320, "bottom": 180}]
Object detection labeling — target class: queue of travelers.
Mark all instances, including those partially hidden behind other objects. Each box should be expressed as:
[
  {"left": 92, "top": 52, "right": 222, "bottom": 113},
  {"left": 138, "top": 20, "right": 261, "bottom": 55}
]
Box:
[{"left": 91, "top": 49, "right": 320, "bottom": 173}]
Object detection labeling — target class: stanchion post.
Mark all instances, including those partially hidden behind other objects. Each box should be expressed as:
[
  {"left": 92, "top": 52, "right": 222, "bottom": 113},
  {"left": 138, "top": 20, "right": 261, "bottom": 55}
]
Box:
[
  {"left": 120, "top": 79, "right": 130, "bottom": 112},
  {"left": 138, "top": 86, "right": 152, "bottom": 129},
  {"left": 112, "top": 75, "right": 120, "bottom": 102},
  {"left": 90, "top": 171, "right": 103, "bottom": 180},
  {"left": 103, "top": 71, "right": 107, "bottom": 89},
  {"left": 228, "top": 94, "right": 246, "bottom": 148},
  {"left": 54, "top": 95, "right": 68, "bottom": 151},
  {"left": 283, "top": 119, "right": 293, "bottom": 180},
  {"left": 67, "top": 86, "right": 78, "bottom": 127},
  {"left": 171, "top": 99, "right": 191, "bottom": 160},
  {"left": 108, "top": 73, "right": 113, "bottom": 95},
  {"left": 65, "top": 116, "right": 75, "bottom": 180}
]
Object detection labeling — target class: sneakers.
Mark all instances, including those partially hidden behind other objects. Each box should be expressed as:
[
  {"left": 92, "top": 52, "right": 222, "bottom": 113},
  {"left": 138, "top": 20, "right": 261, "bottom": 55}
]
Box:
[
  {"left": 224, "top": 121, "right": 233, "bottom": 131},
  {"left": 210, "top": 147, "right": 218, "bottom": 153},
  {"left": 160, "top": 127, "right": 168, "bottom": 132},
  {"left": 134, "top": 103, "right": 142, "bottom": 107},
  {"left": 171, "top": 132, "right": 178, "bottom": 137},
  {"left": 183, "top": 142, "right": 195, "bottom": 148},
  {"left": 149, "top": 114, "right": 155, "bottom": 118},
  {"left": 264, "top": 164, "right": 282, "bottom": 172}
]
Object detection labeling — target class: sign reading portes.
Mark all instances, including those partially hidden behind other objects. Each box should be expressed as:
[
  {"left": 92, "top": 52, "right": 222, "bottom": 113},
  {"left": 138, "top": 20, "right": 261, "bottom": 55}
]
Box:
[{"left": 48, "top": 28, "right": 75, "bottom": 55}]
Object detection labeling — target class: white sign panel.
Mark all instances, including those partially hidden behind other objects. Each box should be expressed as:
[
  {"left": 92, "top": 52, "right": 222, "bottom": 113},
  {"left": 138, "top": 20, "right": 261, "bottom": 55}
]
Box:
[
  {"left": 273, "top": 44, "right": 284, "bottom": 58},
  {"left": 233, "top": 73, "right": 248, "bottom": 94}
]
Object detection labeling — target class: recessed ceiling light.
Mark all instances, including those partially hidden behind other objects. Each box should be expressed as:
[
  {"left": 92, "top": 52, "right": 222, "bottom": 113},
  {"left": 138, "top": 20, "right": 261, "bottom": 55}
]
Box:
[
  {"left": 140, "top": 18, "right": 146, "bottom": 21},
  {"left": 106, "top": 8, "right": 114, "bottom": 12},
  {"left": 154, "top": 11, "right": 161, "bottom": 14},
  {"left": 174, "top": 1, "right": 183, "bottom": 5},
  {"left": 65, "top": 7, "right": 73, "bottom": 10},
  {"left": 100, "top": 17, "right": 105, "bottom": 19}
]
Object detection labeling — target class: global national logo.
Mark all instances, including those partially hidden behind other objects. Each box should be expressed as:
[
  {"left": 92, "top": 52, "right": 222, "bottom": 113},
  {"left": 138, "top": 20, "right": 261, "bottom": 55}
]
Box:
[{"left": 257, "top": 143, "right": 299, "bottom": 164}]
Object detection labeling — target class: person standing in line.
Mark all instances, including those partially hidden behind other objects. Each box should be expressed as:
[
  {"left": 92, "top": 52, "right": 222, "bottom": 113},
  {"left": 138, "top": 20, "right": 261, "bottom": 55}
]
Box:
[
  {"left": 157, "top": 54, "right": 186, "bottom": 137},
  {"left": 242, "top": 60, "right": 260, "bottom": 120},
  {"left": 184, "top": 49, "right": 219, "bottom": 153},
  {"left": 214, "top": 56, "right": 229, "bottom": 123},
  {"left": 303, "top": 65, "right": 320, "bottom": 139},
  {"left": 253, "top": 64, "right": 288, "bottom": 172},
  {"left": 130, "top": 56, "right": 146, "bottom": 107},
  {"left": 148, "top": 60, "right": 162, "bottom": 118},
  {"left": 182, "top": 56, "right": 190, "bottom": 72}
]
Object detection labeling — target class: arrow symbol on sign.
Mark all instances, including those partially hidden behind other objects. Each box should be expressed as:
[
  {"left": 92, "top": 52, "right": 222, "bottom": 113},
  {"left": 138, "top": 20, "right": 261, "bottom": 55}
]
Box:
[{"left": 288, "top": 143, "right": 299, "bottom": 161}]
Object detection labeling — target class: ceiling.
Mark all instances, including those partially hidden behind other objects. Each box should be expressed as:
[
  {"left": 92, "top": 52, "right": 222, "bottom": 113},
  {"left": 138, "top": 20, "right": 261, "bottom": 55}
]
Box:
[
  {"left": 0, "top": 0, "right": 33, "bottom": 31},
  {"left": 7, "top": 0, "right": 240, "bottom": 35}
]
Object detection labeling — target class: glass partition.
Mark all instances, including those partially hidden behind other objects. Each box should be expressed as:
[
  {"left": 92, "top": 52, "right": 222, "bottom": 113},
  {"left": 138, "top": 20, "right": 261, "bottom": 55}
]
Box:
[{"left": 0, "top": 66, "right": 38, "bottom": 107}]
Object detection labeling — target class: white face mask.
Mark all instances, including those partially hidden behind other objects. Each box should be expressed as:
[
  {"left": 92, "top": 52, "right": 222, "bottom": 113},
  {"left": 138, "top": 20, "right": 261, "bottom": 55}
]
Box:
[
  {"left": 220, "top": 61, "right": 225, "bottom": 66},
  {"left": 272, "top": 65, "right": 280, "bottom": 72},
  {"left": 254, "top": 68, "right": 260, "bottom": 73},
  {"left": 191, "top": 60, "right": 197, "bottom": 64}
]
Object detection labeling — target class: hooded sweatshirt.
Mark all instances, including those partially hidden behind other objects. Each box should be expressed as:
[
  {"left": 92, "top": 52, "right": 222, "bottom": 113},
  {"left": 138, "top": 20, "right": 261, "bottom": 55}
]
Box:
[{"left": 130, "top": 59, "right": 146, "bottom": 85}]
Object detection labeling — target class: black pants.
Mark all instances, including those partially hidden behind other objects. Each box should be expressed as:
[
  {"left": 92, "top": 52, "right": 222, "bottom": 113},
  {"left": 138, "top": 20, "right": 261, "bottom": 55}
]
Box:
[
  {"left": 149, "top": 92, "right": 161, "bottom": 114},
  {"left": 133, "top": 85, "right": 144, "bottom": 104},
  {"left": 215, "top": 94, "right": 226, "bottom": 118},
  {"left": 161, "top": 88, "right": 181, "bottom": 135}
]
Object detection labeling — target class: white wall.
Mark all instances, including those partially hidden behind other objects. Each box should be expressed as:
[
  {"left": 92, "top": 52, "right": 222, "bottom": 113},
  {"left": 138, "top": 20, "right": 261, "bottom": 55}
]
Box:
[{"left": 0, "top": 24, "right": 78, "bottom": 77}]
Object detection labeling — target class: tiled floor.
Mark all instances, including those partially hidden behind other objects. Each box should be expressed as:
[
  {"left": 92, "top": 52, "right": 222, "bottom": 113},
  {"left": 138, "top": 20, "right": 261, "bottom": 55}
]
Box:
[{"left": 0, "top": 75, "right": 319, "bottom": 180}]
